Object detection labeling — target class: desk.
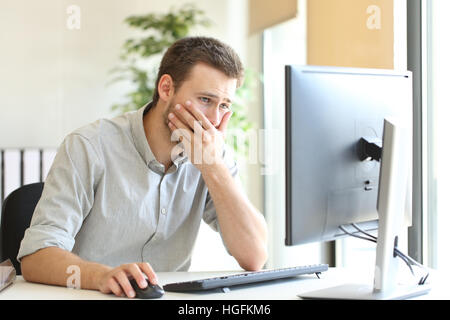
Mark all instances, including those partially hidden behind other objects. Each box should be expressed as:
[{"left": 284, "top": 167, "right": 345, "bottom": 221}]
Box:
[{"left": 0, "top": 268, "right": 448, "bottom": 300}]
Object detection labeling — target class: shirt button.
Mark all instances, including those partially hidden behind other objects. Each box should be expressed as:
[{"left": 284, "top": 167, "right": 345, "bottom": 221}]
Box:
[{"left": 161, "top": 208, "right": 167, "bottom": 215}]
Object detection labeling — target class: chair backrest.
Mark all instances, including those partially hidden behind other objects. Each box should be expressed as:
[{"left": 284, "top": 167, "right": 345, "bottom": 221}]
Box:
[{"left": 0, "top": 182, "right": 44, "bottom": 275}]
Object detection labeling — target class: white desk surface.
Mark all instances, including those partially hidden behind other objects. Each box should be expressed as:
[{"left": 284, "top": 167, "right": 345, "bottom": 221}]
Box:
[{"left": 0, "top": 267, "right": 448, "bottom": 300}]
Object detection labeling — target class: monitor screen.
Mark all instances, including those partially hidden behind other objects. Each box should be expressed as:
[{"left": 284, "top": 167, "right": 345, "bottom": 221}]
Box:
[{"left": 285, "top": 65, "right": 412, "bottom": 246}]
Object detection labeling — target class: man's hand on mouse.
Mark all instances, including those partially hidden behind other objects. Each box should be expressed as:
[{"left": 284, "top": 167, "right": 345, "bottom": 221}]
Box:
[{"left": 96, "top": 262, "right": 158, "bottom": 298}]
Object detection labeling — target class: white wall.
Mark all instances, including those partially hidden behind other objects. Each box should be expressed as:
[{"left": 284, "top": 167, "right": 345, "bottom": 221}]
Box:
[
  {"left": 0, "top": 0, "right": 262, "bottom": 271},
  {"left": 0, "top": 0, "right": 248, "bottom": 147}
]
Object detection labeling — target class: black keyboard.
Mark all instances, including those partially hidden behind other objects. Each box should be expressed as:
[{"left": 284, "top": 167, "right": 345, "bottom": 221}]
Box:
[{"left": 163, "top": 264, "right": 328, "bottom": 292}]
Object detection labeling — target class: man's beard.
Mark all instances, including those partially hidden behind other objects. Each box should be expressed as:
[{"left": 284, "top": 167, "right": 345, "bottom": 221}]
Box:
[
  {"left": 163, "top": 100, "right": 176, "bottom": 127},
  {"left": 164, "top": 100, "right": 184, "bottom": 146}
]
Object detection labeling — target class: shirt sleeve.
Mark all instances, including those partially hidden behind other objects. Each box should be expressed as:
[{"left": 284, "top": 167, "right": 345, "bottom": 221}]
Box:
[{"left": 17, "top": 133, "right": 103, "bottom": 262}]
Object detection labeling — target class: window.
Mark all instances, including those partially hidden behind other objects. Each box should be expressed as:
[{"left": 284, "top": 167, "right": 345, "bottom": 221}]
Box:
[{"left": 426, "top": 0, "right": 450, "bottom": 270}]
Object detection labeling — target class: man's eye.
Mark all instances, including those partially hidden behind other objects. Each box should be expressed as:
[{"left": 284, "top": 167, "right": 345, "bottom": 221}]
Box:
[
  {"left": 199, "top": 97, "right": 211, "bottom": 104},
  {"left": 220, "top": 104, "right": 230, "bottom": 110}
]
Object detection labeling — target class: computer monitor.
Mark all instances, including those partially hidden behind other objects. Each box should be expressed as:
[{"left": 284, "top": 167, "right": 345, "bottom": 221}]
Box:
[
  {"left": 285, "top": 65, "right": 430, "bottom": 299},
  {"left": 285, "top": 65, "right": 412, "bottom": 246}
]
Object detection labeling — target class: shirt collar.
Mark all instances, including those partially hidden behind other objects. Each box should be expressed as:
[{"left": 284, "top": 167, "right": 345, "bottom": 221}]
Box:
[{"left": 130, "top": 102, "right": 188, "bottom": 173}]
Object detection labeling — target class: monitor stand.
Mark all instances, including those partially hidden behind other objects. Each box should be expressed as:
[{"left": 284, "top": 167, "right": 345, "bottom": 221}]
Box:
[
  {"left": 298, "top": 283, "right": 431, "bottom": 300},
  {"left": 299, "top": 119, "right": 431, "bottom": 300}
]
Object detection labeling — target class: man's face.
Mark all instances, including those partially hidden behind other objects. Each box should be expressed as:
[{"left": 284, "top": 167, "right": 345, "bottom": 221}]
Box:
[{"left": 167, "top": 63, "right": 237, "bottom": 129}]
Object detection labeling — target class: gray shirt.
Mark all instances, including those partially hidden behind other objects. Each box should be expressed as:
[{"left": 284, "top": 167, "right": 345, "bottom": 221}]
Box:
[{"left": 17, "top": 103, "right": 238, "bottom": 271}]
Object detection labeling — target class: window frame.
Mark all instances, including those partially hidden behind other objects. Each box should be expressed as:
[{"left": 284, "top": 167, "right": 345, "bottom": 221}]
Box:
[{"left": 406, "top": 0, "right": 429, "bottom": 265}]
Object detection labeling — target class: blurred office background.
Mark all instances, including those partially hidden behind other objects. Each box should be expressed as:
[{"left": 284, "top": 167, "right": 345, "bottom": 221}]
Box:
[{"left": 0, "top": 0, "right": 448, "bottom": 273}]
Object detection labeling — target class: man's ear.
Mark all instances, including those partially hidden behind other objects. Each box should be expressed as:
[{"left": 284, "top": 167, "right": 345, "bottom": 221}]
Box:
[{"left": 157, "top": 74, "right": 175, "bottom": 102}]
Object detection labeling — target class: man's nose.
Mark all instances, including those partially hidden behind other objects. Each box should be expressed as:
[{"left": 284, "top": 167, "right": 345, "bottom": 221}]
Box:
[{"left": 204, "top": 106, "right": 221, "bottom": 127}]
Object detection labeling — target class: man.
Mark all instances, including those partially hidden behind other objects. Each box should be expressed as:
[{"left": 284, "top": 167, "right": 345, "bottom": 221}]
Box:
[{"left": 18, "top": 37, "right": 268, "bottom": 298}]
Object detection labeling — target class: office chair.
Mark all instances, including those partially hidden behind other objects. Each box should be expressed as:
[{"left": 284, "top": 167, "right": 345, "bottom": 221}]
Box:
[{"left": 0, "top": 182, "right": 44, "bottom": 275}]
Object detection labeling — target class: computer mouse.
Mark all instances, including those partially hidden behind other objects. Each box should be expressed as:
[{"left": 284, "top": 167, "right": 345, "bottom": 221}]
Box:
[{"left": 129, "top": 278, "right": 164, "bottom": 299}]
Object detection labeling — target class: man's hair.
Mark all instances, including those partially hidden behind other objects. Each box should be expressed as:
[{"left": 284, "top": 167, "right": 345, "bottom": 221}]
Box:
[{"left": 152, "top": 36, "right": 244, "bottom": 104}]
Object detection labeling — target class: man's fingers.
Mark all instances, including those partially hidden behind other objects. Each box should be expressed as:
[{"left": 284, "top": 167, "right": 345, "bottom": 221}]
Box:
[
  {"left": 114, "top": 270, "right": 135, "bottom": 298},
  {"left": 107, "top": 277, "right": 124, "bottom": 297},
  {"left": 184, "top": 100, "right": 214, "bottom": 131},
  {"left": 168, "top": 113, "right": 194, "bottom": 140},
  {"left": 218, "top": 111, "right": 233, "bottom": 133},
  {"left": 99, "top": 263, "right": 158, "bottom": 299},
  {"left": 174, "top": 103, "right": 199, "bottom": 131},
  {"left": 169, "top": 122, "right": 191, "bottom": 144},
  {"left": 139, "top": 262, "right": 159, "bottom": 285},
  {"left": 127, "top": 263, "right": 148, "bottom": 289}
]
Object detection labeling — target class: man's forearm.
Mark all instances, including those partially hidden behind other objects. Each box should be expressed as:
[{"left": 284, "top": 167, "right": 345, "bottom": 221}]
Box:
[
  {"left": 21, "top": 247, "right": 111, "bottom": 290},
  {"left": 201, "top": 163, "right": 268, "bottom": 271}
]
